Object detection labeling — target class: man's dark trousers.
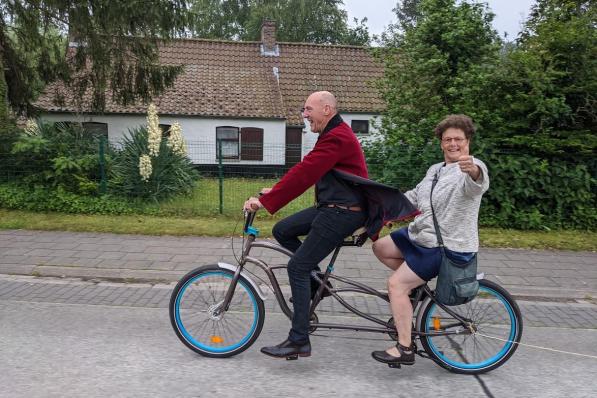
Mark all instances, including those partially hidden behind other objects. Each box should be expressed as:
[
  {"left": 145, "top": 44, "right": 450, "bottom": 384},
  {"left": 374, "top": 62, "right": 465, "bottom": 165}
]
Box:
[{"left": 273, "top": 206, "right": 366, "bottom": 344}]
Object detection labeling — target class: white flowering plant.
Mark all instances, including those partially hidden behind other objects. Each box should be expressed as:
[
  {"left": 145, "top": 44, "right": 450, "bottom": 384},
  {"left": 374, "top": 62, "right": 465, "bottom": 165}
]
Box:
[
  {"left": 146, "top": 103, "right": 161, "bottom": 157},
  {"left": 110, "top": 109, "right": 196, "bottom": 200},
  {"left": 166, "top": 122, "right": 187, "bottom": 156}
]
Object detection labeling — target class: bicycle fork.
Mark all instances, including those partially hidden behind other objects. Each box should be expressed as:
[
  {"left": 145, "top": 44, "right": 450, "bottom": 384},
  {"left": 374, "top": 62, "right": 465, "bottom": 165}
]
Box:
[{"left": 216, "top": 233, "right": 256, "bottom": 314}]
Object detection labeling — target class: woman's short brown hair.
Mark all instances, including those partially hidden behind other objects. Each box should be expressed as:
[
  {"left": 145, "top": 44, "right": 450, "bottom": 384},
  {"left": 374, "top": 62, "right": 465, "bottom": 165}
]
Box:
[{"left": 434, "top": 114, "right": 476, "bottom": 140}]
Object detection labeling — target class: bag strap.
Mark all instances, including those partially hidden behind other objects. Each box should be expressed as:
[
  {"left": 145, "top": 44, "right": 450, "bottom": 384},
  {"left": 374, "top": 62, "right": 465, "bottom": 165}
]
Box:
[{"left": 430, "top": 166, "right": 444, "bottom": 248}]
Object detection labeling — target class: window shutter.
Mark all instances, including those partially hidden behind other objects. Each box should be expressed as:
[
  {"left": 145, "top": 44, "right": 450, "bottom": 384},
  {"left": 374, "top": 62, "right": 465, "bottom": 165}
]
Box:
[{"left": 240, "top": 128, "right": 263, "bottom": 161}]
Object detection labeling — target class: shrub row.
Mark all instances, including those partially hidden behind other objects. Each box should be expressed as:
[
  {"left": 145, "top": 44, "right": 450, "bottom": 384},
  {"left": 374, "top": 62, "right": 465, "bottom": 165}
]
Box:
[
  {"left": 0, "top": 184, "right": 140, "bottom": 215},
  {"left": 365, "top": 144, "right": 596, "bottom": 231}
]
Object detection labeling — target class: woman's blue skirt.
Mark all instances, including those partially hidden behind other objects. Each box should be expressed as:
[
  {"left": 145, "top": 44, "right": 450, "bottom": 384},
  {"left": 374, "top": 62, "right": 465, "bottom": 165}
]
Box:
[{"left": 389, "top": 227, "right": 475, "bottom": 281}]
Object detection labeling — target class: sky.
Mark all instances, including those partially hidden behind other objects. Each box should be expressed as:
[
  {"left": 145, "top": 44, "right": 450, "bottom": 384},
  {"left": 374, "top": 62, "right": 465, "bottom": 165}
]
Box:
[{"left": 342, "top": 0, "right": 536, "bottom": 40}]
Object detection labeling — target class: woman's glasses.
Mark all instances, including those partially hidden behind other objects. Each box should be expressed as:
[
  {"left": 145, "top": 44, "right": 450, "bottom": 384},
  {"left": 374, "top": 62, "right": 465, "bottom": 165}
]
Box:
[{"left": 442, "top": 137, "right": 467, "bottom": 144}]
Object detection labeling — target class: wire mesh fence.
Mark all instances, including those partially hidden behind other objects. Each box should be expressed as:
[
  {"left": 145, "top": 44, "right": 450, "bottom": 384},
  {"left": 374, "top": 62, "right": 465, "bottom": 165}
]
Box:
[
  {"left": 0, "top": 135, "right": 320, "bottom": 217},
  {"left": 1, "top": 132, "right": 595, "bottom": 228}
]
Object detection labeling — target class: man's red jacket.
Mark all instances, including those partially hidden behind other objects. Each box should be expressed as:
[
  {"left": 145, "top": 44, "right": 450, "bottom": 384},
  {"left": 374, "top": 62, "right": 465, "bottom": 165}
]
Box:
[{"left": 259, "top": 115, "right": 368, "bottom": 214}]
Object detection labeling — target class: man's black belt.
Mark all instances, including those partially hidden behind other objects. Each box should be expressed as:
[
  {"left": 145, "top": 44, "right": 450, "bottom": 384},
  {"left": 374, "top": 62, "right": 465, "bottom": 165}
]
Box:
[{"left": 324, "top": 204, "right": 363, "bottom": 212}]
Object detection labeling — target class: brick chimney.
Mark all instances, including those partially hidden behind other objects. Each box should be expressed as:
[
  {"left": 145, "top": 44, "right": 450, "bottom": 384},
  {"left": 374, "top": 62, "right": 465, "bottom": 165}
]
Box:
[{"left": 260, "top": 19, "right": 279, "bottom": 56}]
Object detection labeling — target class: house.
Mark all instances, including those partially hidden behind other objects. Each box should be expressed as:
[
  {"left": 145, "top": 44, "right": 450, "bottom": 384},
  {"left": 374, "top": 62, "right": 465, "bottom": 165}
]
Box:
[{"left": 35, "top": 21, "right": 385, "bottom": 170}]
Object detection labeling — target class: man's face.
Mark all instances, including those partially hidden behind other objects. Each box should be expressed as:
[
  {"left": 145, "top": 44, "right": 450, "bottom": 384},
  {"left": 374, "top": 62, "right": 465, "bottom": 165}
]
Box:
[{"left": 302, "top": 95, "right": 329, "bottom": 134}]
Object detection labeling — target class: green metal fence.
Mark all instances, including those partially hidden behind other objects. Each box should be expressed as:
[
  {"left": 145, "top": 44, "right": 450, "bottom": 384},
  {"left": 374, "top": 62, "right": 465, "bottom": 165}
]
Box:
[
  {"left": 1, "top": 133, "right": 595, "bottom": 228},
  {"left": 0, "top": 135, "right": 320, "bottom": 217}
]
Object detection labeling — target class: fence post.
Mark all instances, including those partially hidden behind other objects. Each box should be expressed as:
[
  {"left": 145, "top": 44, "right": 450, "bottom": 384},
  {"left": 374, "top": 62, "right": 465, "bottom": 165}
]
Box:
[
  {"left": 218, "top": 139, "right": 223, "bottom": 214},
  {"left": 99, "top": 136, "right": 107, "bottom": 195}
]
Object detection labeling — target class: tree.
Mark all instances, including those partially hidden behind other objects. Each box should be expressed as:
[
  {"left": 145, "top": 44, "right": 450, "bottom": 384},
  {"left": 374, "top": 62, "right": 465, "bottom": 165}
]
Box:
[
  {"left": 188, "top": 0, "right": 251, "bottom": 40},
  {"left": 188, "top": 0, "right": 371, "bottom": 45},
  {"left": 364, "top": 0, "right": 502, "bottom": 191},
  {"left": 0, "top": 52, "right": 11, "bottom": 132},
  {"left": 0, "top": 0, "right": 190, "bottom": 115},
  {"left": 374, "top": 0, "right": 501, "bottom": 148},
  {"left": 492, "top": 0, "right": 596, "bottom": 160}
]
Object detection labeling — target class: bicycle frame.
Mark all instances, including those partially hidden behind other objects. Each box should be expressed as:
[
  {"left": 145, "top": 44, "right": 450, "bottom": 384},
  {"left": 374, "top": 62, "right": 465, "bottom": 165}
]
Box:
[{"left": 221, "top": 211, "right": 474, "bottom": 340}]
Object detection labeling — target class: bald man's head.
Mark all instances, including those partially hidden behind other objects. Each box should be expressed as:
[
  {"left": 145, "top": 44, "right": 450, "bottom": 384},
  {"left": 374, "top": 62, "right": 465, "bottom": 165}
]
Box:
[
  {"left": 302, "top": 91, "right": 338, "bottom": 134},
  {"left": 315, "top": 91, "right": 337, "bottom": 111}
]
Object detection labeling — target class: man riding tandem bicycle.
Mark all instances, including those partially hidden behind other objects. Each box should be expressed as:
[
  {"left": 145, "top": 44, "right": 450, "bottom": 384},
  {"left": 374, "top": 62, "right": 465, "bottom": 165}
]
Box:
[{"left": 169, "top": 94, "right": 523, "bottom": 374}]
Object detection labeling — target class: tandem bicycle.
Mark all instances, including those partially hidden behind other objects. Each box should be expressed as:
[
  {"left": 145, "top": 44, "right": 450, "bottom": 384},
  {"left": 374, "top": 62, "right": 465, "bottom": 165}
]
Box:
[{"left": 169, "top": 210, "right": 523, "bottom": 374}]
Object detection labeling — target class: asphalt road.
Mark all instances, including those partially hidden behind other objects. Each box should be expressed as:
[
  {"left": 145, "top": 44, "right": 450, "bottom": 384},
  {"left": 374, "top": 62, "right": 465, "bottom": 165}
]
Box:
[{"left": 1, "top": 299, "right": 596, "bottom": 398}]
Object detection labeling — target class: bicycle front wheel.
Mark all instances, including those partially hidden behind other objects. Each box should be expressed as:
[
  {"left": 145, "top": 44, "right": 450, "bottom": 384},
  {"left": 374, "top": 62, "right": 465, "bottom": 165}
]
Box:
[
  {"left": 418, "top": 279, "right": 523, "bottom": 374},
  {"left": 169, "top": 264, "right": 265, "bottom": 357}
]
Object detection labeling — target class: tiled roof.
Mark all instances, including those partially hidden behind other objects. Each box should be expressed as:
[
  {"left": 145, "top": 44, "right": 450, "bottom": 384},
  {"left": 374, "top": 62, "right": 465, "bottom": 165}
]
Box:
[{"left": 36, "top": 38, "right": 385, "bottom": 126}]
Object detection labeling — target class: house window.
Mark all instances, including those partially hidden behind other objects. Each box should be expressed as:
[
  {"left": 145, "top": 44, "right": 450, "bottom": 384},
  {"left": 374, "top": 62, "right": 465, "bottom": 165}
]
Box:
[
  {"left": 216, "top": 126, "right": 240, "bottom": 159},
  {"left": 351, "top": 120, "right": 369, "bottom": 135},
  {"left": 56, "top": 121, "right": 76, "bottom": 130},
  {"left": 240, "top": 128, "right": 264, "bottom": 161},
  {"left": 82, "top": 122, "right": 108, "bottom": 139},
  {"left": 159, "top": 124, "right": 171, "bottom": 137}
]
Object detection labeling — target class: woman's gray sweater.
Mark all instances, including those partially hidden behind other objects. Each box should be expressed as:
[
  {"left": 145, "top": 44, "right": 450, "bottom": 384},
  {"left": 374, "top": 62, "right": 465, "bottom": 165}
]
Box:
[{"left": 404, "top": 159, "right": 489, "bottom": 252}]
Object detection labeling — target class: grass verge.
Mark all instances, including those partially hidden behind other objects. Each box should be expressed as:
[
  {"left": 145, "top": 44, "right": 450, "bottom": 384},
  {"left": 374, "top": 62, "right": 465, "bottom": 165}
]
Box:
[{"left": 0, "top": 209, "right": 595, "bottom": 251}]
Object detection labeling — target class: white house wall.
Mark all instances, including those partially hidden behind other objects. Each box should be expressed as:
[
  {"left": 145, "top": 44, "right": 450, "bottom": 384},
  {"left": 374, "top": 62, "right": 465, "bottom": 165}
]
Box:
[
  {"left": 301, "top": 113, "right": 381, "bottom": 157},
  {"left": 40, "top": 113, "right": 287, "bottom": 165}
]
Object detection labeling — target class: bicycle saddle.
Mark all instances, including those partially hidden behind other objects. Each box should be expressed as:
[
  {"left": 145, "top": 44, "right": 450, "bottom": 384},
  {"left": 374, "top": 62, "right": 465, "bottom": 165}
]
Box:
[{"left": 343, "top": 226, "right": 368, "bottom": 247}]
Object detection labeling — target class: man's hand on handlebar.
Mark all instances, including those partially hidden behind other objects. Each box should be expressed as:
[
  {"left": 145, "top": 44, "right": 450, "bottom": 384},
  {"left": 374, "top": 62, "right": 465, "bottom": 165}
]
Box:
[{"left": 243, "top": 197, "right": 263, "bottom": 212}]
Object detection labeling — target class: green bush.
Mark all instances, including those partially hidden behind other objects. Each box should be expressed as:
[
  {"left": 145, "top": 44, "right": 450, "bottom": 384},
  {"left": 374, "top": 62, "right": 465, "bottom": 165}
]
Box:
[
  {"left": 481, "top": 153, "right": 596, "bottom": 230},
  {"left": 8, "top": 121, "right": 108, "bottom": 194},
  {"left": 363, "top": 138, "right": 595, "bottom": 230},
  {"left": 110, "top": 126, "right": 198, "bottom": 201},
  {"left": 364, "top": 139, "right": 442, "bottom": 191},
  {"left": 0, "top": 183, "right": 140, "bottom": 215},
  {"left": 0, "top": 127, "right": 20, "bottom": 182}
]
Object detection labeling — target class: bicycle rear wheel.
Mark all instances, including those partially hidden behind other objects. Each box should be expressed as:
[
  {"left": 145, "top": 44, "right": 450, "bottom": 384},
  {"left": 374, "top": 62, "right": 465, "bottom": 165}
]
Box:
[
  {"left": 418, "top": 279, "right": 522, "bottom": 374},
  {"left": 169, "top": 264, "right": 265, "bottom": 357}
]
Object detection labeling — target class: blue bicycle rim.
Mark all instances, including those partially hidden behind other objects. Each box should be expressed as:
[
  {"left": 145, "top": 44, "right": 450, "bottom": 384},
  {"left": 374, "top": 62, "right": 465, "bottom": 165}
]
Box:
[
  {"left": 425, "top": 285, "right": 518, "bottom": 370},
  {"left": 175, "top": 271, "right": 259, "bottom": 353}
]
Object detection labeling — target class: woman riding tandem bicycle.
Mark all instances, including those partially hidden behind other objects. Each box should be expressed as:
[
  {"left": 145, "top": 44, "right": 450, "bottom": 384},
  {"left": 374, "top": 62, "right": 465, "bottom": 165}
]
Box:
[{"left": 371, "top": 114, "right": 489, "bottom": 367}]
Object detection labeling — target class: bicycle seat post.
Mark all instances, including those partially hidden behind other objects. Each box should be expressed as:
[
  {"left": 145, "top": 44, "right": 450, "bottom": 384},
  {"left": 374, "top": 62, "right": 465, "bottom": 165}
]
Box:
[
  {"left": 325, "top": 245, "right": 342, "bottom": 274},
  {"left": 310, "top": 245, "right": 342, "bottom": 314}
]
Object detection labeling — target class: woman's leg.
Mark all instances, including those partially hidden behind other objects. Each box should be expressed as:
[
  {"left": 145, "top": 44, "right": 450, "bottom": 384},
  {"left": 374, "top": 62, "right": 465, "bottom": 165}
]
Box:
[
  {"left": 386, "top": 262, "right": 425, "bottom": 355},
  {"left": 372, "top": 235, "right": 405, "bottom": 271}
]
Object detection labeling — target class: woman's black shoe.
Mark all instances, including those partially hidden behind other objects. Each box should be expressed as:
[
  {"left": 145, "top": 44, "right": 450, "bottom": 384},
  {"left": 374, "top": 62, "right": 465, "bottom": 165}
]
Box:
[
  {"left": 260, "top": 339, "right": 311, "bottom": 360},
  {"left": 371, "top": 343, "right": 416, "bottom": 368}
]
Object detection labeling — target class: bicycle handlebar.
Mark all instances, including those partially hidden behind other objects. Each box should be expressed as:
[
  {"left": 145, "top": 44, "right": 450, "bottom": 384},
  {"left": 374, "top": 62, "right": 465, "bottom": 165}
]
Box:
[
  {"left": 243, "top": 192, "right": 262, "bottom": 233},
  {"left": 243, "top": 210, "right": 256, "bottom": 233}
]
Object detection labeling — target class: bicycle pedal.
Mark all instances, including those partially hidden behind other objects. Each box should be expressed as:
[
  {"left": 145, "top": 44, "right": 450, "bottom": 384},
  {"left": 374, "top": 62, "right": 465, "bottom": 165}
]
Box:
[
  {"left": 286, "top": 355, "right": 299, "bottom": 360},
  {"left": 388, "top": 363, "right": 401, "bottom": 369}
]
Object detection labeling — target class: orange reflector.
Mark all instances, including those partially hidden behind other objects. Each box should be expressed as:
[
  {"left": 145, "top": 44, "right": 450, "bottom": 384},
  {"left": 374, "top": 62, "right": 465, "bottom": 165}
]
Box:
[
  {"left": 433, "top": 316, "right": 441, "bottom": 330},
  {"left": 210, "top": 336, "right": 224, "bottom": 343}
]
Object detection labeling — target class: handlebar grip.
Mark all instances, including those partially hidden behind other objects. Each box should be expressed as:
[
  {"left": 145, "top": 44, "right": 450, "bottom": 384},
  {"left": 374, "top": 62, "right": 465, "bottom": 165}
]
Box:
[
  {"left": 243, "top": 211, "right": 255, "bottom": 233},
  {"left": 243, "top": 193, "right": 262, "bottom": 233}
]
